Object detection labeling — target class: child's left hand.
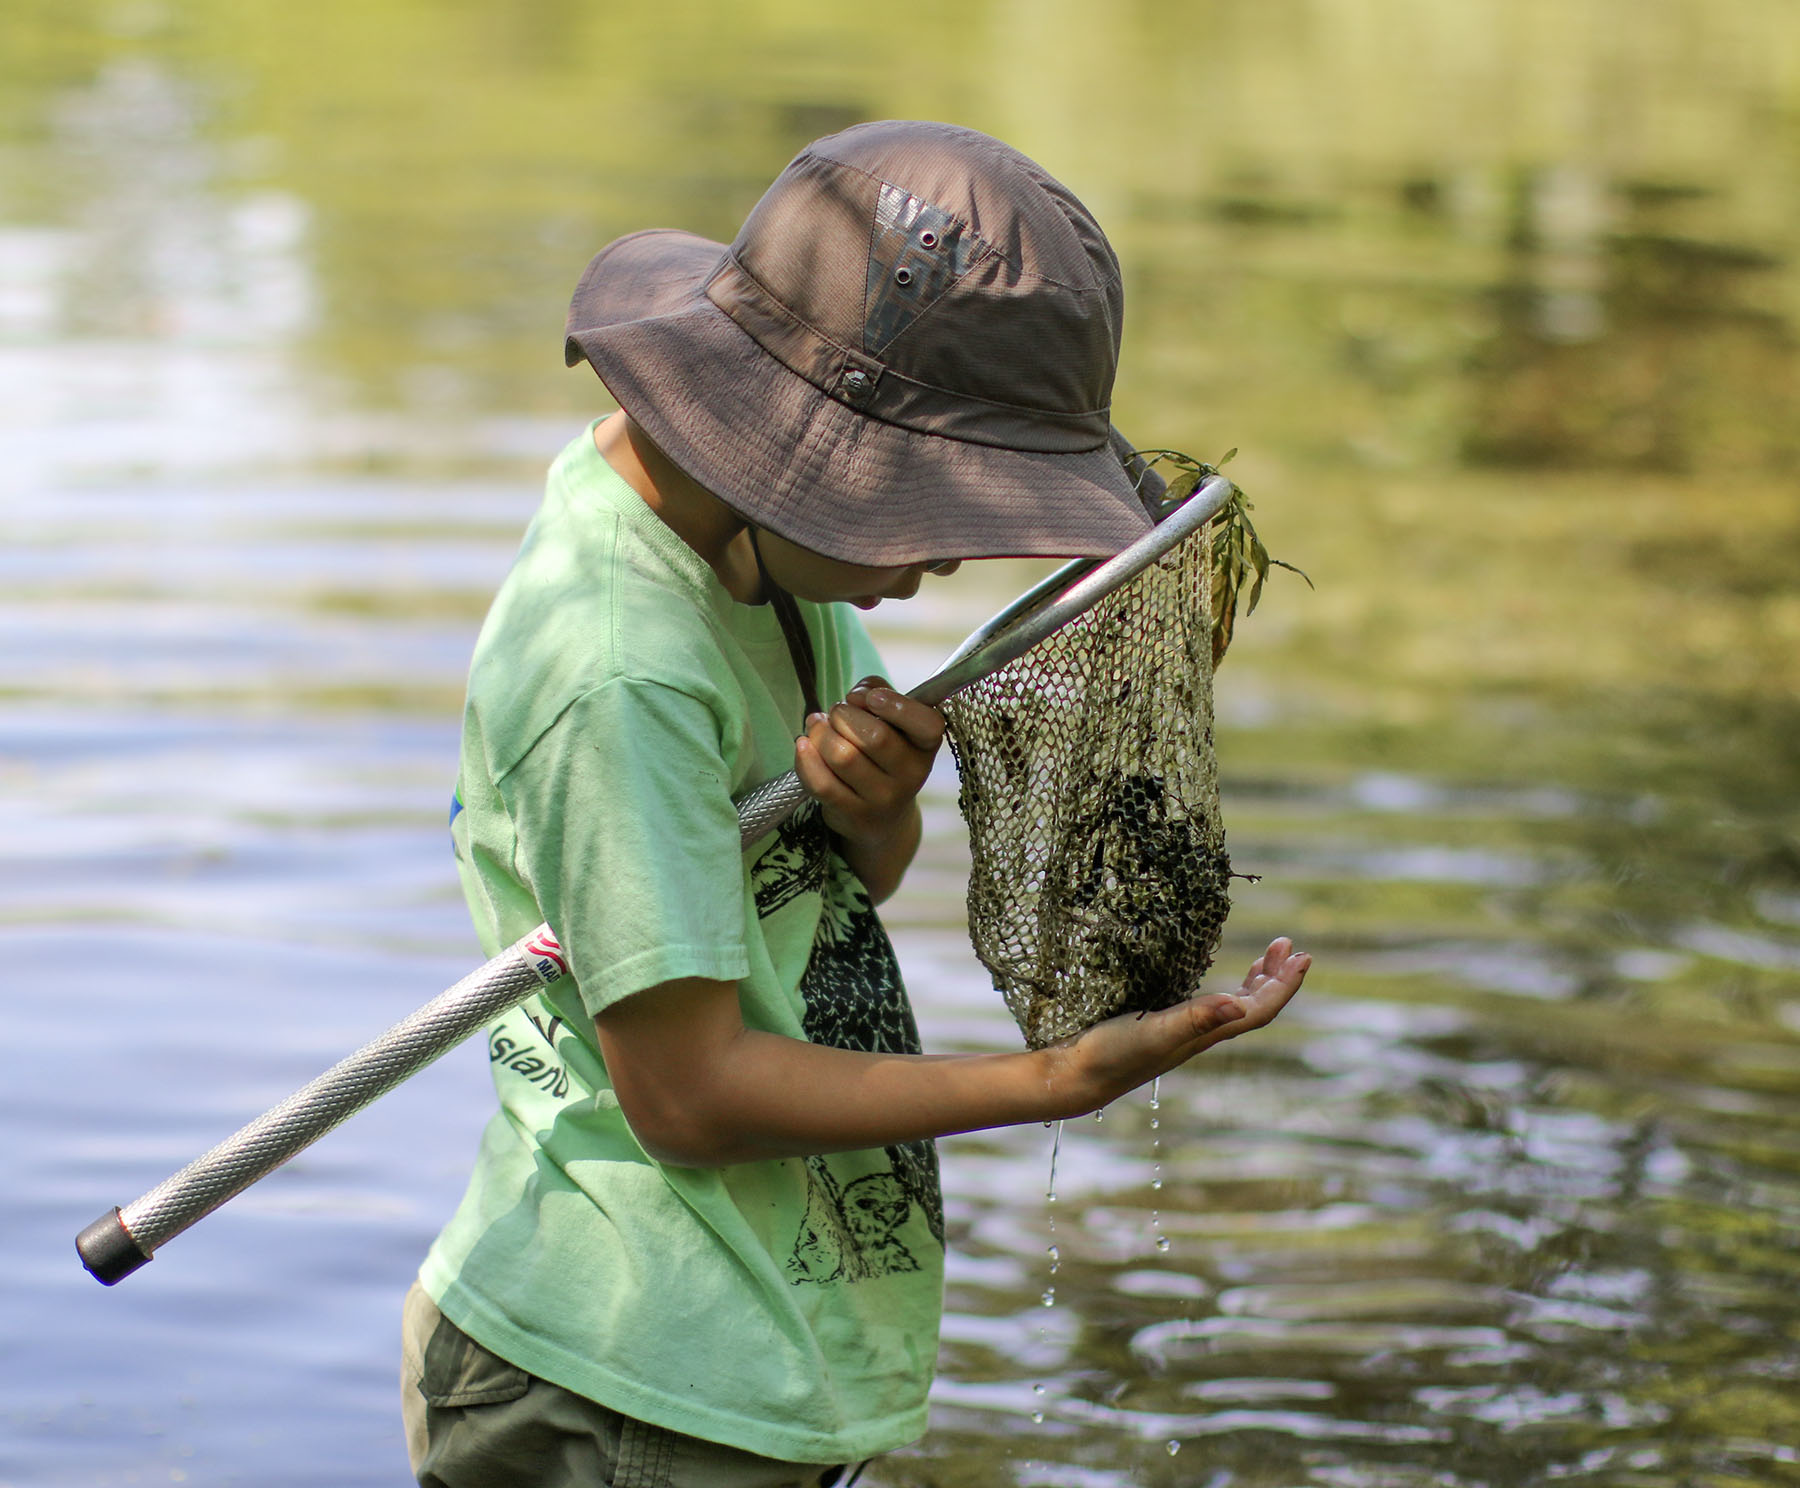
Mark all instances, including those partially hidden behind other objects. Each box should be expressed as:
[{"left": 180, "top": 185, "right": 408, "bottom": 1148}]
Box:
[{"left": 795, "top": 675, "right": 943, "bottom": 898}]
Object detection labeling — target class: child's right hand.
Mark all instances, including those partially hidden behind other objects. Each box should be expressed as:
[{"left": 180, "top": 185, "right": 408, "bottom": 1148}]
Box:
[{"left": 1042, "top": 937, "right": 1310, "bottom": 1116}]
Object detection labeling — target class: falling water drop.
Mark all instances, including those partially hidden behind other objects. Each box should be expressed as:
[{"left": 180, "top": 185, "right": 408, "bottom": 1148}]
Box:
[
  {"left": 1148, "top": 1077, "right": 1167, "bottom": 1256},
  {"left": 1032, "top": 1122, "right": 1062, "bottom": 1422},
  {"left": 1166, "top": 1439, "right": 1182, "bottom": 1457},
  {"left": 1093, "top": 1107, "right": 1104, "bottom": 1122}
]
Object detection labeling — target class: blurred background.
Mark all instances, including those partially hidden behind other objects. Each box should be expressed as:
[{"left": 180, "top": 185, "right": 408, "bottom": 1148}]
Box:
[{"left": 2, "top": 2, "right": 1797, "bottom": 1485}]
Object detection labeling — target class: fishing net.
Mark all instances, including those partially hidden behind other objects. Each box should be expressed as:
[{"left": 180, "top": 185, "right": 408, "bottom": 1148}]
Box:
[{"left": 942, "top": 451, "right": 1280, "bottom": 1050}]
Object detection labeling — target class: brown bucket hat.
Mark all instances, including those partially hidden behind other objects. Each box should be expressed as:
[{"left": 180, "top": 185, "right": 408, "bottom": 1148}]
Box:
[{"left": 565, "top": 119, "right": 1155, "bottom": 567}]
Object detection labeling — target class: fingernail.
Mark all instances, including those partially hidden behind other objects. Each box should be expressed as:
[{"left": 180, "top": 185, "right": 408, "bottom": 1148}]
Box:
[{"left": 805, "top": 712, "right": 827, "bottom": 728}]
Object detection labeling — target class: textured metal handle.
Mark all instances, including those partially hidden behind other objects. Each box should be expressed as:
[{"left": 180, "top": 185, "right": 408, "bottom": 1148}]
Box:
[
  {"left": 77, "top": 927, "right": 568, "bottom": 1283},
  {"left": 734, "top": 771, "right": 814, "bottom": 846}
]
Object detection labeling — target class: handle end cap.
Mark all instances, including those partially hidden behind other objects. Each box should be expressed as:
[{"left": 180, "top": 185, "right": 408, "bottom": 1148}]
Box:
[{"left": 78, "top": 1209, "right": 152, "bottom": 1285}]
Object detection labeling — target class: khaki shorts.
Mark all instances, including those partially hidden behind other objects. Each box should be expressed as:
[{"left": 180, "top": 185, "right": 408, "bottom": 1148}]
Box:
[{"left": 400, "top": 1283, "right": 863, "bottom": 1488}]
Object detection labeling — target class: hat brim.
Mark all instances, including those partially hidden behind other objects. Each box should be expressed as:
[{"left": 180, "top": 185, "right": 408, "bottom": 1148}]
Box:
[{"left": 566, "top": 230, "right": 1154, "bottom": 567}]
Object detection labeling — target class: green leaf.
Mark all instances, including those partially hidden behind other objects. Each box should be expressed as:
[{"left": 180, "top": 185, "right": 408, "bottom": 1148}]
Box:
[{"left": 1127, "top": 445, "right": 1311, "bottom": 668}]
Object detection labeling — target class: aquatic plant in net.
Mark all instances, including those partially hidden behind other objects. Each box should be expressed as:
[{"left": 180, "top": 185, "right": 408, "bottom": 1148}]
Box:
[{"left": 942, "top": 451, "right": 1292, "bottom": 1049}]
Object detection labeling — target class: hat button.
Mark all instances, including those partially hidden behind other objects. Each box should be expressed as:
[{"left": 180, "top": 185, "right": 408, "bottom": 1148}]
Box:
[
  {"left": 842, "top": 368, "right": 874, "bottom": 400},
  {"left": 919, "top": 230, "right": 938, "bottom": 249}
]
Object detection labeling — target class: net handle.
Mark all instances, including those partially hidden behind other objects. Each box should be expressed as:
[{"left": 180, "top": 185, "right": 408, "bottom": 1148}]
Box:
[{"left": 77, "top": 473, "right": 1234, "bottom": 1285}]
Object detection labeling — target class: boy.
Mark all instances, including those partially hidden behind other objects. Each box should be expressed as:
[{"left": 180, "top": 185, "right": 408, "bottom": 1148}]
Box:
[{"left": 404, "top": 120, "right": 1309, "bottom": 1488}]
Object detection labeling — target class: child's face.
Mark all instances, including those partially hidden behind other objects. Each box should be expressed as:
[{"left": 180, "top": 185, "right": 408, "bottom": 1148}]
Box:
[{"left": 755, "top": 530, "right": 960, "bottom": 610}]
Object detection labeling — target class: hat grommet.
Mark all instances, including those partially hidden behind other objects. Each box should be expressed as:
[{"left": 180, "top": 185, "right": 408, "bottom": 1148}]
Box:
[{"left": 839, "top": 365, "right": 879, "bottom": 406}]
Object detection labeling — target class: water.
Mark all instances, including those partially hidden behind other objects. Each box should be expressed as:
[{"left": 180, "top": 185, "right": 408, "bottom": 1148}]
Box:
[{"left": 4, "top": 4, "right": 1799, "bottom": 1486}]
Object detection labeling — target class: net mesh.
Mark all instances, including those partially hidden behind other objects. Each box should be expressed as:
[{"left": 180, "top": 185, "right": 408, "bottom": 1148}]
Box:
[{"left": 942, "top": 488, "right": 1233, "bottom": 1050}]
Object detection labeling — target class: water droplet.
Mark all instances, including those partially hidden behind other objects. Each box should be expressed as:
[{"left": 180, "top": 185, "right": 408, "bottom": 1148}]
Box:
[
  {"left": 1166, "top": 1439, "right": 1181, "bottom": 1456},
  {"left": 1047, "top": 1244, "right": 1060, "bottom": 1272},
  {"left": 1093, "top": 1108, "right": 1104, "bottom": 1123},
  {"left": 1155, "top": 1235, "right": 1171, "bottom": 1252},
  {"left": 1031, "top": 1410, "right": 1044, "bottom": 1424},
  {"left": 1151, "top": 1176, "right": 1163, "bottom": 1191},
  {"left": 1149, "top": 1115, "right": 1160, "bottom": 1131},
  {"left": 1033, "top": 1382, "right": 1045, "bottom": 1396},
  {"left": 1150, "top": 1077, "right": 1161, "bottom": 1111},
  {"left": 1041, "top": 1289, "right": 1056, "bottom": 1307}
]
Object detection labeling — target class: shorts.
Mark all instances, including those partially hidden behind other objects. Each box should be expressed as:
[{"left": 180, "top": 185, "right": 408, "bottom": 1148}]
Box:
[{"left": 400, "top": 1282, "right": 864, "bottom": 1488}]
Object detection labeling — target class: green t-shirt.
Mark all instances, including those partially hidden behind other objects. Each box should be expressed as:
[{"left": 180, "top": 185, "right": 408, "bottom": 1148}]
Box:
[{"left": 420, "top": 424, "right": 945, "bottom": 1464}]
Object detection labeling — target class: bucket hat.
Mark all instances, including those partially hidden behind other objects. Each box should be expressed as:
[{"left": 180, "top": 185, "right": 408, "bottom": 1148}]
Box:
[{"left": 564, "top": 120, "right": 1156, "bottom": 567}]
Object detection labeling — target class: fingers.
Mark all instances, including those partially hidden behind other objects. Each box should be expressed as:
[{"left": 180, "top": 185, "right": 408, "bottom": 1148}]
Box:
[
  {"left": 1159, "top": 936, "right": 1312, "bottom": 1053},
  {"left": 1244, "top": 937, "right": 1309, "bottom": 997},
  {"left": 1244, "top": 936, "right": 1286, "bottom": 982},
  {"left": 795, "top": 683, "right": 942, "bottom": 798},
  {"left": 793, "top": 716, "right": 886, "bottom": 822},
  {"left": 792, "top": 693, "right": 942, "bottom": 848},
  {"left": 1220, "top": 938, "right": 1310, "bottom": 1036},
  {"left": 842, "top": 678, "right": 946, "bottom": 755}
]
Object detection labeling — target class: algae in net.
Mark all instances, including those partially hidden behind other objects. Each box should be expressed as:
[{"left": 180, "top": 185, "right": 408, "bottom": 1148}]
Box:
[{"left": 942, "top": 451, "right": 1298, "bottom": 1050}]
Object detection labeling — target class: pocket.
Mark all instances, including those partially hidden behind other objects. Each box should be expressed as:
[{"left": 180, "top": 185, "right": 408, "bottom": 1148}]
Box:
[{"left": 416, "top": 1304, "right": 533, "bottom": 1409}]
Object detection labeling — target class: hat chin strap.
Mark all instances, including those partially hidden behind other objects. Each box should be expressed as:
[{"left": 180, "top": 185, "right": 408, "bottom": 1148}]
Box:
[{"left": 747, "top": 526, "right": 823, "bottom": 724}]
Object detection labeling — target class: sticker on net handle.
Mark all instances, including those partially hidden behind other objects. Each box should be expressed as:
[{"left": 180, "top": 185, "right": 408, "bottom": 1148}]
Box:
[{"left": 522, "top": 929, "right": 569, "bottom": 984}]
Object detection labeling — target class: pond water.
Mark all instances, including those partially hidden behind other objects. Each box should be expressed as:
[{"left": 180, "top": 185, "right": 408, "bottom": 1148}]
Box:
[{"left": 3, "top": 4, "right": 1798, "bottom": 1485}]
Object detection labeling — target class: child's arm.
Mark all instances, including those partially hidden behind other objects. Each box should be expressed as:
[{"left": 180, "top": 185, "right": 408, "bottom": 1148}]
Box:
[
  {"left": 791, "top": 676, "right": 936, "bottom": 904},
  {"left": 594, "top": 938, "right": 1308, "bottom": 1167}
]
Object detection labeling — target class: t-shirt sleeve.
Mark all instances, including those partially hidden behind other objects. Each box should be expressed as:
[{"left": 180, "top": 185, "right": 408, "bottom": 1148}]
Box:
[{"left": 498, "top": 677, "right": 750, "bottom": 1018}]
